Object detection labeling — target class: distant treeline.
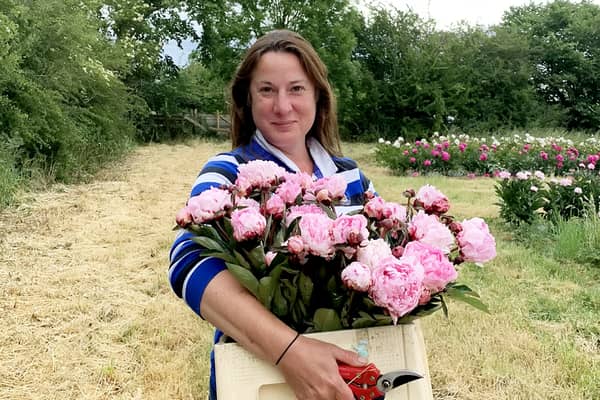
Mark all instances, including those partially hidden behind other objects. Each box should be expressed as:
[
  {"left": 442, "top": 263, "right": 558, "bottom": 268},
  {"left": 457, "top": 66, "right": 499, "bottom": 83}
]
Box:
[{"left": 0, "top": 0, "right": 599, "bottom": 205}]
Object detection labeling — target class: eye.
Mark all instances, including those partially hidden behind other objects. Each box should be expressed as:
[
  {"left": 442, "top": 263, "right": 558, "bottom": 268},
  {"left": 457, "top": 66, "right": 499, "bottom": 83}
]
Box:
[
  {"left": 290, "top": 85, "right": 306, "bottom": 94},
  {"left": 258, "top": 86, "right": 274, "bottom": 94}
]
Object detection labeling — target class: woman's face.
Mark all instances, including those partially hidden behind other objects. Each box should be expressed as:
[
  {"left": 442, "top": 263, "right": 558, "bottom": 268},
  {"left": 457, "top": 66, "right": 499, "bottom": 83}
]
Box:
[{"left": 249, "top": 51, "right": 317, "bottom": 152}]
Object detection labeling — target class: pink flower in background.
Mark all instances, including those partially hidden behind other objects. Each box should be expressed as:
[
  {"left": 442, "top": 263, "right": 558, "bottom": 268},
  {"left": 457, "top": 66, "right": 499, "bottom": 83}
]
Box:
[
  {"left": 236, "top": 160, "right": 286, "bottom": 194},
  {"left": 559, "top": 177, "right": 572, "bottom": 186},
  {"left": 286, "top": 204, "right": 326, "bottom": 226},
  {"left": 423, "top": 159, "right": 432, "bottom": 167},
  {"left": 409, "top": 157, "right": 416, "bottom": 164},
  {"left": 516, "top": 171, "right": 531, "bottom": 180},
  {"left": 332, "top": 214, "right": 369, "bottom": 246},
  {"left": 459, "top": 143, "right": 467, "bottom": 152},
  {"left": 498, "top": 171, "right": 511, "bottom": 179},
  {"left": 231, "top": 207, "right": 266, "bottom": 242},
  {"left": 299, "top": 213, "right": 335, "bottom": 259},
  {"left": 534, "top": 171, "right": 545, "bottom": 180},
  {"left": 441, "top": 151, "right": 450, "bottom": 161},
  {"left": 403, "top": 241, "right": 457, "bottom": 293},
  {"left": 588, "top": 163, "right": 596, "bottom": 170},
  {"left": 341, "top": 262, "right": 372, "bottom": 292},
  {"left": 364, "top": 196, "right": 386, "bottom": 219},
  {"left": 457, "top": 217, "right": 496, "bottom": 263},
  {"left": 187, "top": 187, "right": 232, "bottom": 224},
  {"left": 415, "top": 184, "right": 450, "bottom": 214},
  {"left": 479, "top": 153, "right": 488, "bottom": 161},
  {"left": 540, "top": 151, "right": 548, "bottom": 160},
  {"left": 409, "top": 211, "right": 455, "bottom": 254},
  {"left": 369, "top": 255, "right": 424, "bottom": 323},
  {"left": 357, "top": 238, "right": 393, "bottom": 270}
]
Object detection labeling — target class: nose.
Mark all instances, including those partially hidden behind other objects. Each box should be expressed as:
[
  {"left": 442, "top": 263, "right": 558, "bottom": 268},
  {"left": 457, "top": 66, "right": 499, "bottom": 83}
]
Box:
[{"left": 273, "top": 91, "right": 292, "bottom": 114}]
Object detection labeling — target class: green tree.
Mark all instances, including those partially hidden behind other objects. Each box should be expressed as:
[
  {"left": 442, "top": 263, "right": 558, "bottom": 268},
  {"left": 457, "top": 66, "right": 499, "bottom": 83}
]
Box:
[{"left": 503, "top": 0, "right": 600, "bottom": 130}]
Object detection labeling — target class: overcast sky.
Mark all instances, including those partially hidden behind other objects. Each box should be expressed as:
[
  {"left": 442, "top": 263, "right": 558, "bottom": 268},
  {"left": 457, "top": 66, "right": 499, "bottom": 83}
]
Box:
[{"left": 373, "top": 0, "right": 600, "bottom": 29}]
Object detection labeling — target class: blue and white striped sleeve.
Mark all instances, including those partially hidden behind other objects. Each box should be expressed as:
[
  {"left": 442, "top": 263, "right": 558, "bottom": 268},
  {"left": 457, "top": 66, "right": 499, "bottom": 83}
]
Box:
[{"left": 168, "top": 154, "right": 240, "bottom": 317}]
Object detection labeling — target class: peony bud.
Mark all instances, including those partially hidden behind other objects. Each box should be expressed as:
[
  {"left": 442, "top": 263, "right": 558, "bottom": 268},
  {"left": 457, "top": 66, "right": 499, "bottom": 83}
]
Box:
[
  {"left": 403, "top": 189, "right": 416, "bottom": 198},
  {"left": 392, "top": 245, "right": 404, "bottom": 258},
  {"left": 287, "top": 235, "right": 305, "bottom": 255},
  {"left": 175, "top": 207, "right": 193, "bottom": 228}
]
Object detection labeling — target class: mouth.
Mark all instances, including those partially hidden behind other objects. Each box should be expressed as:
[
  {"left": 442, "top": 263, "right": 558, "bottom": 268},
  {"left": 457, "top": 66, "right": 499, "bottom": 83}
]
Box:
[{"left": 272, "top": 121, "right": 296, "bottom": 127}]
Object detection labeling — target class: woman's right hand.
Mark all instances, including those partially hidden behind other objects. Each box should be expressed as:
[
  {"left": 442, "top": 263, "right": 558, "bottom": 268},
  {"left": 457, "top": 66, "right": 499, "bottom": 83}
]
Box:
[{"left": 277, "top": 335, "right": 367, "bottom": 400}]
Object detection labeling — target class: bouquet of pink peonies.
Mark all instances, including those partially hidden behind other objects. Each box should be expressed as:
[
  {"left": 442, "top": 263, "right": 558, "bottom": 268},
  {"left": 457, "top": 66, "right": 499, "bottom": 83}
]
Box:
[{"left": 175, "top": 160, "right": 496, "bottom": 332}]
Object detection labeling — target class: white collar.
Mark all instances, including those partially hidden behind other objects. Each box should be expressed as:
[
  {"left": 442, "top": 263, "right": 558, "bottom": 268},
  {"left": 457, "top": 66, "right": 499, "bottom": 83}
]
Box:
[{"left": 253, "top": 130, "right": 338, "bottom": 177}]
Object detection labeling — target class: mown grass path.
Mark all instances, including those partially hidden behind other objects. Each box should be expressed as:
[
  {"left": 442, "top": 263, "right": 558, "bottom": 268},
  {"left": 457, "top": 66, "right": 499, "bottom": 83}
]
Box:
[{"left": 1, "top": 139, "right": 597, "bottom": 399}]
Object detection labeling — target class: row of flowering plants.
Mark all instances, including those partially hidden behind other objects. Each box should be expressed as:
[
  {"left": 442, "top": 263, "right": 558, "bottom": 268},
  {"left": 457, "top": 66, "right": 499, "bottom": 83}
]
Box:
[
  {"left": 495, "top": 168, "right": 600, "bottom": 225},
  {"left": 175, "top": 160, "right": 496, "bottom": 333},
  {"left": 376, "top": 132, "right": 600, "bottom": 177}
]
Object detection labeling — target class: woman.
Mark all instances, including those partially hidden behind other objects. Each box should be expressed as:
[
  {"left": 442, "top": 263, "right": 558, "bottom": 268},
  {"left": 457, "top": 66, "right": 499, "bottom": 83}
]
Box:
[{"left": 169, "top": 29, "right": 376, "bottom": 400}]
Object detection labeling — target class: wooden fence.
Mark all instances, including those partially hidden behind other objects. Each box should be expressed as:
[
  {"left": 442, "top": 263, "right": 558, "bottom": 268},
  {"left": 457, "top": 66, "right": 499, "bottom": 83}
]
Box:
[{"left": 143, "top": 110, "right": 230, "bottom": 141}]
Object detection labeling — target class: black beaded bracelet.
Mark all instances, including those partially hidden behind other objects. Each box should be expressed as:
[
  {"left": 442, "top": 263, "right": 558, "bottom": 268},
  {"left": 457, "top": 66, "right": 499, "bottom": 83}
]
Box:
[{"left": 275, "top": 332, "right": 300, "bottom": 366}]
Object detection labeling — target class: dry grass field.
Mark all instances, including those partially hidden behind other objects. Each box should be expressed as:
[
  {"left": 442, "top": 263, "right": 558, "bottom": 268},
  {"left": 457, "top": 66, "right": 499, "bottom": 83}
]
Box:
[{"left": 1, "top": 139, "right": 597, "bottom": 399}]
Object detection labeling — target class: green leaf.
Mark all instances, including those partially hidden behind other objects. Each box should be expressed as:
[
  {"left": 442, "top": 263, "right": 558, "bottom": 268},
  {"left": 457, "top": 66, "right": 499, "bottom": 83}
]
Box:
[
  {"left": 195, "top": 225, "right": 225, "bottom": 243},
  {"left": 225, "top": 263, "right": 259, "bottom": 298},
  {"left": 313, "top": 308, "right": 342, "bottom": 331},
  {"left": 233, "top": 250, "right": 251, "bottom": 269},
  {"left": 352, "top": 317, "right": 377, "bottom": 329},
  {"left": 257, "top": 277, "right": 275, "bottom": 309},
  {"left": 445, "top": 288, "right": 490, "bottom": 313},
  {"left": 272, "top": 286, "right": 288, "bottom": 317},
  {"left": 191, "top": 236, "right": 225, "bottom": 252},
  {"left": 246, "top": 245, "right": 266, "bottom": 270},
  {"left": 298, "top": 272, "right": 313, "bottom": 305},
  {"left": 200, "top": 250, "right": 237, "bottom": 264}
]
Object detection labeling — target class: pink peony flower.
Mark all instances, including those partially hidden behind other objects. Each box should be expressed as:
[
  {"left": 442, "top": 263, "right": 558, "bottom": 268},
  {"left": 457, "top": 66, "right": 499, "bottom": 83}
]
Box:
[
  {"left": 382, "top": 202, "right": 407, "bottom": 223},
  {"left": 236, "top": 160, "right": 286, "bottom": 194},
  {"left": 498, "top": 171, "right": 511, "bottom": 179},
  {"left": 331, "top": 214, "right": 369, "bottom": 246},
  {"left": 357, "top": 238, "right": 393, "bottom": 270},
  {"left": 441, "top": 151, "right": 450, "bottom": 161},
  {"left": 231, "top": 207, "right": 266, "bottom": 242},
  {"left": 235, "top": 196, "right": 260, "bottom": 209},
  {"left": 403, "top": 241, "right": 457, "bottom": 293},
  {"left": 364, "top": 196, "right": 386, "bottom": 219},
  {"left": 286, "top": 204, "right": 326, "bottom": 226},
  {"left": 409, "top": 211, "right": 455, "bottom": 254},
  {"left": 341, "top": 262, "right": 372, "bottom": 292},
  {"left": 265, "top": 194, "right": 285, "bottom": 218},
  {"left": 287, "top": 235, "right": 305, "bottom": 255},
  {"left": 298, "top": 213, "right": 335, "bottom": 259},
  {"left": 187, "top": 187, "right": 233, "bottom": 224},
  {"left": 479, "top": 153, "right": 488, "bottom": 161},
  {"left": 415, "top": 184, "right": 450, "bottom": 214},
  {"left": 457, "top": 217, "right": 496, "bottom": 263},
  {"left": 369, "top": 256, "right": 424, "bottom": 323},
  {"left": 175, "top": 207, "right": 193, "bottom": 228},
  {"left": 275, "top": 180, "right": 303, "bottom": 204},
  {"left": 311, "top": 175, "right": 347, "bottom": 202}
]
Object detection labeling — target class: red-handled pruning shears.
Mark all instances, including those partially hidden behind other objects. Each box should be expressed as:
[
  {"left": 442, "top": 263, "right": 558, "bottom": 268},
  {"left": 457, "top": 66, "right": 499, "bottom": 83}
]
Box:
[{"left": 339, "top": 363, "right": 423, "bottom": 399}]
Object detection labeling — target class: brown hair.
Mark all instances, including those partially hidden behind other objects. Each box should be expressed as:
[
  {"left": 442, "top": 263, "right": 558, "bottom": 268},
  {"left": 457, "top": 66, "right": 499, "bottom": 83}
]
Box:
[{"left": 229, "top": 29, "right": 341, "bottom": 156}]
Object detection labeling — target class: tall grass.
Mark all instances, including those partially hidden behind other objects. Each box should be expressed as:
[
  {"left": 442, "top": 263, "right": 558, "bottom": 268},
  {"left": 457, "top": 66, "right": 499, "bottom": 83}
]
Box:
[{"left": 552, "top": 204, "right": 600, "bottom": 266}]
